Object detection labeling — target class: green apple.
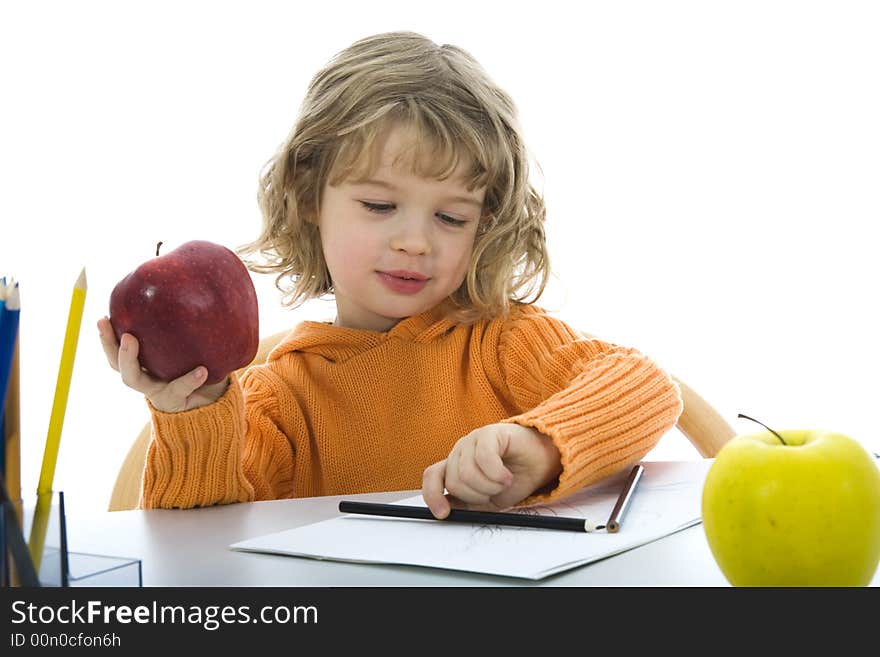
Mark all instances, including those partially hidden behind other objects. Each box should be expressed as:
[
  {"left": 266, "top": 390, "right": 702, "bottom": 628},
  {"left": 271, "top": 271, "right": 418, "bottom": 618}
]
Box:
[{"left": 702, "top": 426, "right": 880, "bottom": 586}]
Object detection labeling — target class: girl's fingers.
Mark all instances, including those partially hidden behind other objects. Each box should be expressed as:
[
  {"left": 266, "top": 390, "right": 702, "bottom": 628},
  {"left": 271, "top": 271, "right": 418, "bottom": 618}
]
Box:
[
  {"left": 97, "top": 317, "right": 121, "bottom": 372},
  {"left": 100, "top": 316, "right": 219, "bottom": 413},
  {"left": 162, "top": 366, "right": 208, "bottom": 406},
  {"left": 116, "top": 333, "right": 157, "bottom": 395},
  {"left": 453, "top": 438, "right": 508, "bottom": 498},
  {"left": 473, "top": 431, "right": 514, "bottom": 488},
  {"left": 421, "top": 459, "right": 450, "bottom": 518},
  {"left": 443, "top": 447, "right": 493, "bottom": 506}
]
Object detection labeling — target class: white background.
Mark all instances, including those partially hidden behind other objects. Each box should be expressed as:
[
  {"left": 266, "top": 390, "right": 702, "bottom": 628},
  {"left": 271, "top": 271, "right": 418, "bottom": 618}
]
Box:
[{"left": 2, "top": 1, "right": 878, "bottom": 514}]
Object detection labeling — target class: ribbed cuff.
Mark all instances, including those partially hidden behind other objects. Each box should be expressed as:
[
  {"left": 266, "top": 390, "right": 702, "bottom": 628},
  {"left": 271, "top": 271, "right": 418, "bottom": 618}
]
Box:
[
  {"left": 141, "top": 376, "right": 254, "bottom": 508},
  {"left": 506, "top": 351, "right": 683, "bottom": 506}
]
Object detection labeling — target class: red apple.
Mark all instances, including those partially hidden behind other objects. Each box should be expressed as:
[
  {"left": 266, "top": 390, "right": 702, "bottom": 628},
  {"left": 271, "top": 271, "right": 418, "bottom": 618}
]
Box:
[{"left": 109, "top": 240, "right": 259, "bottom": 384}]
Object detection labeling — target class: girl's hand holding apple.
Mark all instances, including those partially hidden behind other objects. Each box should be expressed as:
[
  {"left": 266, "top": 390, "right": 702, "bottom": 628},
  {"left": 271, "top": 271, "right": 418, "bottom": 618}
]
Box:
[
  {"left": 97, "top": 317, "right": 229, "bottom": 413},
  {"left": 99, "top": 239, "right": 258, "bottom": 413}
]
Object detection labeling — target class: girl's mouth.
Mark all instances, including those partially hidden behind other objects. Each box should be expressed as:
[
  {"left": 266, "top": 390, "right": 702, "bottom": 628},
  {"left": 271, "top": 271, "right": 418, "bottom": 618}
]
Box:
[{"left": 377, "top": 271, "right": 430, "bottom": 294}]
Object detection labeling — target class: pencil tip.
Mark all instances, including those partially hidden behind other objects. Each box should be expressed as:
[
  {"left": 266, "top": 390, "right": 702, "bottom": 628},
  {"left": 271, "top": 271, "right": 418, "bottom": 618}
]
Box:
[
  {"left": 76, "top": 267, "right": 87, "bottom": 290},
  {"left": 4, "top": 283, "right": 20, "bottom": 310}
]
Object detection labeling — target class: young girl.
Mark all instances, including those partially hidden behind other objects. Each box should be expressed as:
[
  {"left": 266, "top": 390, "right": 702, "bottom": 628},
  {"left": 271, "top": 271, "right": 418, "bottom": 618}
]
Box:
[{"left": 97, "top": 31, "right": 683, "bottom": 517}]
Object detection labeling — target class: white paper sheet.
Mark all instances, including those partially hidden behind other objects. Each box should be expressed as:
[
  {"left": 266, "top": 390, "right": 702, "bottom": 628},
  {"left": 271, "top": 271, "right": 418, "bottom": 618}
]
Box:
[{"left": 230, "top": 460, "right": 712, "bottom": 580}]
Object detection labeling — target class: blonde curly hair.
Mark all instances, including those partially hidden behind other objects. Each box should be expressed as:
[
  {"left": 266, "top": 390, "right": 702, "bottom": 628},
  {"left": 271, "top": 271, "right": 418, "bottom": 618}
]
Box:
[{"left": 238, "top": 31, "right": 549, "bottom": 322}]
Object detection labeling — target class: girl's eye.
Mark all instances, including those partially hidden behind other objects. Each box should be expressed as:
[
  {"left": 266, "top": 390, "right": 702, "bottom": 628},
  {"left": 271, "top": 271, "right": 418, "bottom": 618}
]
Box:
[
  {"left": 360, "top": 201, "right": 394, "bottom": 213},
  {"left": 438, "top": 214, "right": 467, "bottom": 227},
  {"left": 359, "top": 201, "right": 468, "bottom": 227}
]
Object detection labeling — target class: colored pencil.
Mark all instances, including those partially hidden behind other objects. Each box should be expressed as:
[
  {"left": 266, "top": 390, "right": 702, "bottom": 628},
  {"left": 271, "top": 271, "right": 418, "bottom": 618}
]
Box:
[
  {"left": 0, "top": 277, "right": 7, "bottom": 490},
  {"left": 1, "top": 281, "right": 20, "bottom": 490},
  {"left": 605, "top": 464, "right": 644, "bottom": 533},
  {"left": 37, "top": 268, "right": 86, "bottom": 496},
  {"left": 3, "top": 332, "right": 21, "bottom": 521},
  {"left": 0, "top": 281, "right": 19, "bottom": 423},
  {"left": 29, "top": 268, "right": 86, "bottom": 570},
  {"left": 1, "top": 278, "right": 23, "bottom": 584}
]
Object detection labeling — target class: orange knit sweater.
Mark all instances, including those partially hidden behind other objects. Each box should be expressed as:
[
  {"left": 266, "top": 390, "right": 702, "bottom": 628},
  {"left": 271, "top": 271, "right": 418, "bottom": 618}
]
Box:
[{"left": 141, "top": 303, "right": 683, "bottom": 509}]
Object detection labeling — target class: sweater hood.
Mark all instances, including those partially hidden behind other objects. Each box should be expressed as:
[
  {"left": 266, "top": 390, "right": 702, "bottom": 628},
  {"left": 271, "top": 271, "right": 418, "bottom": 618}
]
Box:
[{"left": 266, "top": 301, "right": 459, "bottom": 363}]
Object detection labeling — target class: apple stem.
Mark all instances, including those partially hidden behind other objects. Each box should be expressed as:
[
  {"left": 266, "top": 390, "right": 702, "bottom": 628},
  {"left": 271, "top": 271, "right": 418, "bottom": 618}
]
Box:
[
  {"left": 156, "top": 241, "right": 163, "bottom": 257},
  {"left": 737, "top": 413, "right": 787, "bottom": 445}
]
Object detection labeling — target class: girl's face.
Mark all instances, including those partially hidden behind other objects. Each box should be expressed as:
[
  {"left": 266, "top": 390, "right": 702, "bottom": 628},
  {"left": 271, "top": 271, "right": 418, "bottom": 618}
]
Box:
[{"left": 318, "top": 125, "right": 486, "bottom": 331}]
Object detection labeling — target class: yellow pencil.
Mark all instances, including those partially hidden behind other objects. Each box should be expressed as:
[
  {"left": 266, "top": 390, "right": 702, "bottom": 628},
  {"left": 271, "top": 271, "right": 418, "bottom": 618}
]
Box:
[
  {"left": 28, "top": 267, "right": 87, "bottom": 570},
  {"left": 37, "top": 267, "right": 87, "bottom": 495}
]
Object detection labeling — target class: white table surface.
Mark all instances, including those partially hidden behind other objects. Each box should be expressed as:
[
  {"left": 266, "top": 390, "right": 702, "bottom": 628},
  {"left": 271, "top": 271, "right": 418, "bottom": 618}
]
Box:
[
  {"left": 57, "top": 488, "right": 735, "bottom": 587},
  {"left": 60, "top": 483, "right": 880, "bottom": 587}
]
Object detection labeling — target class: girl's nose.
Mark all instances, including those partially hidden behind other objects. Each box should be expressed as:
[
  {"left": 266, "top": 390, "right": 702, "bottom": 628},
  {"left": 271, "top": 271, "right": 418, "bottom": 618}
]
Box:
[{"left": 389, "top": 216, "right": 431, "bottom": 255}]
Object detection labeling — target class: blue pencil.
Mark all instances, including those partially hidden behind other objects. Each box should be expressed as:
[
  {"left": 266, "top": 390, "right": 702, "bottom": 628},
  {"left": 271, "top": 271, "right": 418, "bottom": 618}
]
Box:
[
  {"left": 0, "top": 277, "right": 5, "bottom": 480},
  {"left": 0, "top": 281, "right": 20, "bottom": 424},
  {"left": 0, "top": 276, "right": 6, "bottom": 335},
  {"left": 0, "top": 276, "right": 8, "bottom": 340},
  {"left": 0, "top": 279, "right": 14, "bottom": 478}
]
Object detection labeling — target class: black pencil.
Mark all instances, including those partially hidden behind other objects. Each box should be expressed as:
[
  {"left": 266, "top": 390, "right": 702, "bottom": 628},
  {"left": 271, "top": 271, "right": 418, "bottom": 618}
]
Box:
[
  {"left": 338, "top": 500, "right": 601, "bottom": 533},
  {"left": 605, "top": 464, "right": 644, "bottom": 533}
]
